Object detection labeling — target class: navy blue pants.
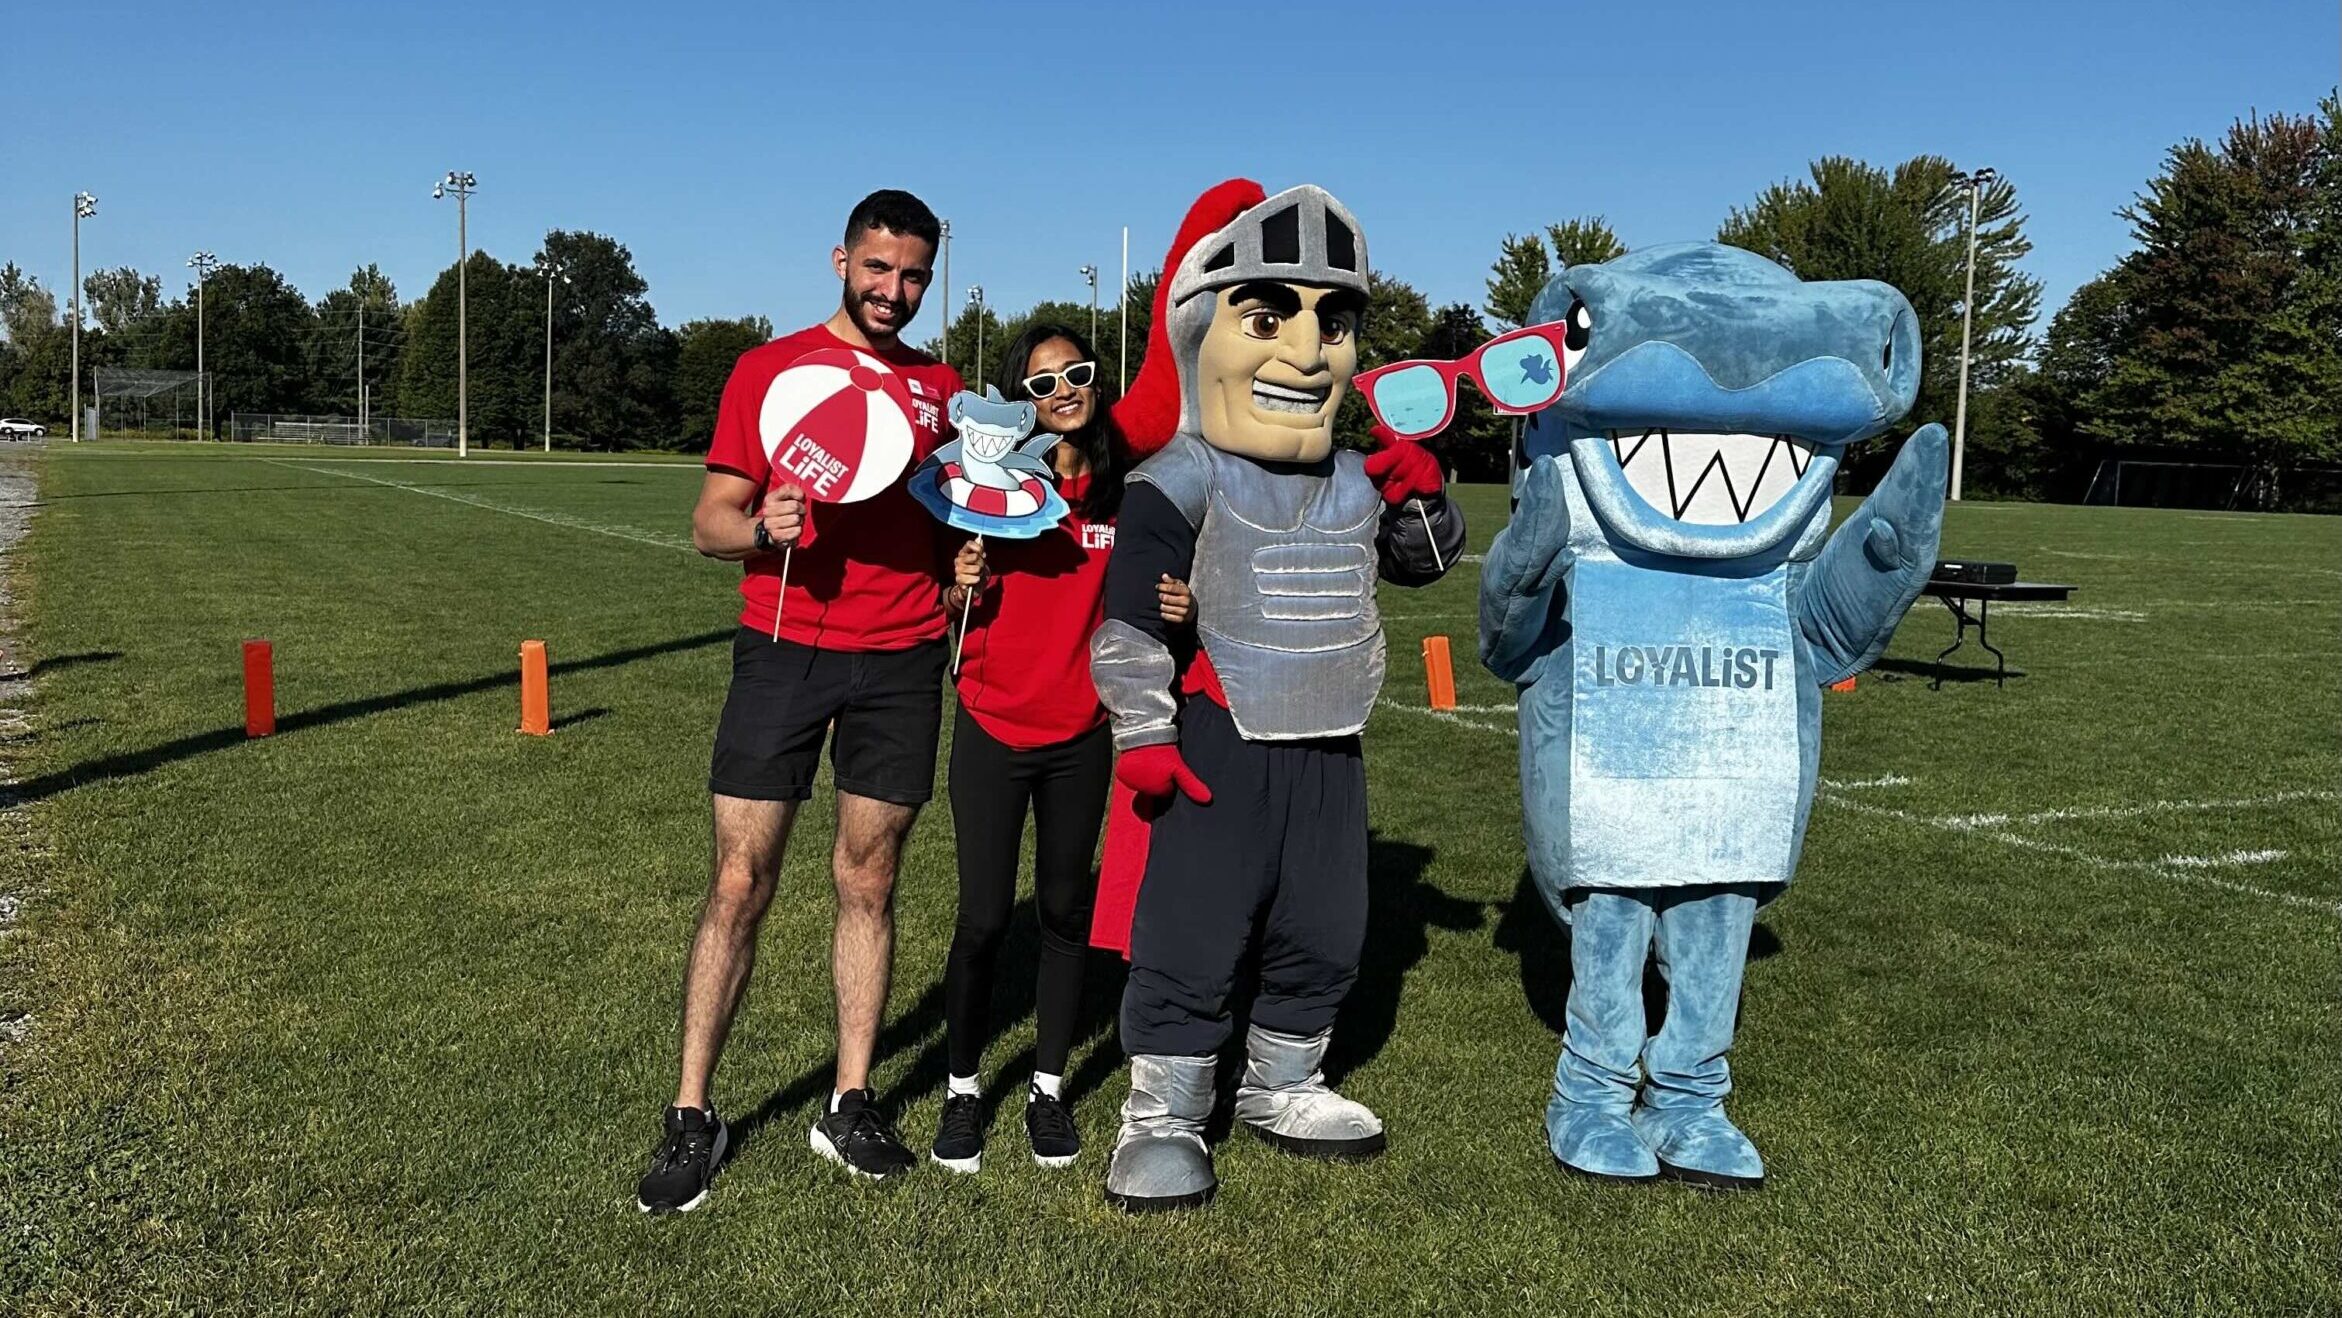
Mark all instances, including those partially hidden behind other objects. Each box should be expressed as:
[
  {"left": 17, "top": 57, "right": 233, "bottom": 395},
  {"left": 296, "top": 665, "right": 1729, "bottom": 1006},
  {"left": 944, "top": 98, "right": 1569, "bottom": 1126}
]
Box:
[{"left": 1120, "top": 700, "right": 1368, "bottom": 1058}]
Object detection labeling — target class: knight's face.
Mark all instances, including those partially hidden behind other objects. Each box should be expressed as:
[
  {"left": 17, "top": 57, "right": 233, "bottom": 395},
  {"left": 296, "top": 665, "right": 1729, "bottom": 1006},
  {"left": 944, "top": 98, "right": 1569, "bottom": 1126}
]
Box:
[{"left": 1196, "top": 281, "right": 1361, "bottom": 463}]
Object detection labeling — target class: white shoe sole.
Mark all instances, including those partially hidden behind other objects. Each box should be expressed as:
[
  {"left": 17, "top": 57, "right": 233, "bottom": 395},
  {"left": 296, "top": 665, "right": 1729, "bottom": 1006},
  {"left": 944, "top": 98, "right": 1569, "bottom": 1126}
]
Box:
[
  {"left": 1031, "top": 1151, "right": 1078, "bottom": 1169},
  {"left": 931, "top": 1149, "right": 982, "bottom": 1174},
  {"left": 636, "top": 1121, "right": 729, "bottom": 1213},
  {"left": 810, "top": 1125, "right": 905, "bottom": 1180}
]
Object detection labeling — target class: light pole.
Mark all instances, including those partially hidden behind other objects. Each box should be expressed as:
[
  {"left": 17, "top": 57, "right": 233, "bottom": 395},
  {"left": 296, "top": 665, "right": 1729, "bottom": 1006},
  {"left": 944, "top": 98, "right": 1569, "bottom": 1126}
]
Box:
[
  {"left": 536, "top": 254, "right": 565, "bottom": 452},
  {"left": 938, "top": 218, "right": 951, "bottom": 368},
  {"left": 433, "top": 171, "right": 477, "bottom": 457},
  {"left": 1119, "top": 226, "right": 1130, "bottom": 392},
  {"left": 1947, "top": 165, "right": 1996, "bottom": 502},
  {"left": 1078, "top": 264, "right": 1098, "bottom": 349},
  {"left": 187, "top": 251, "right": 218, "bottom": 438},
  {"left": 966, "top": 286, "right": 985, "bottom": 386},
  {"left": 70, "top": 192, "right": 96, "bottom": 442}
]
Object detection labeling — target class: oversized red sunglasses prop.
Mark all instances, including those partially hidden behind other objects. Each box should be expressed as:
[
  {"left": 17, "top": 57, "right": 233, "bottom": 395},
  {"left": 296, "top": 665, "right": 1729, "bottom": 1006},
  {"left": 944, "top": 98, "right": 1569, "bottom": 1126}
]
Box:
[{"left": 1354, "top": 320, "right": 1569, "bottom": 441}]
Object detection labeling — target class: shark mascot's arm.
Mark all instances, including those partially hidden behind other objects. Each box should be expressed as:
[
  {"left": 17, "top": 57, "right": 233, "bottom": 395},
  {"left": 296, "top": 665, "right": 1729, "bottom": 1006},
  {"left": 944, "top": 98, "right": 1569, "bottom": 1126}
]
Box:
[
  {"left": 1796, "top": 423, "right": 1949, "bottom": 686},
  {"left": 1479, "top": 456, "right": 1574, "bottom": 685}
]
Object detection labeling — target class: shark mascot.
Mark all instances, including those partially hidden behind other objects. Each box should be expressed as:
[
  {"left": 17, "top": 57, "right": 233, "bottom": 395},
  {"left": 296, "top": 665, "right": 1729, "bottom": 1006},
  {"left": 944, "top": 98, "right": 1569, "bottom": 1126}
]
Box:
[{"left": 1478, "top": 242, "right": 1947, "bottom": 1189}]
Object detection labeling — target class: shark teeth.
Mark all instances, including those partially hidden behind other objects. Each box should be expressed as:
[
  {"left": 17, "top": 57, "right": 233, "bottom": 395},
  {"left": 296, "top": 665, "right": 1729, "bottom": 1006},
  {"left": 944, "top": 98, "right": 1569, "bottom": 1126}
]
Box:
[{"left": 1607, "top": 430, "right": 1817, "bottom": 525}]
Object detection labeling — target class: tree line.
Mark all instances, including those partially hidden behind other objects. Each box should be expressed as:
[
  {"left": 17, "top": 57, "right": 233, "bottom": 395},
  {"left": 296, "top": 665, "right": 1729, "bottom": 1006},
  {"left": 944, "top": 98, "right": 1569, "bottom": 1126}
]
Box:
[{"left": 1, "top": 90, "right": 2331, "bottom": 498}]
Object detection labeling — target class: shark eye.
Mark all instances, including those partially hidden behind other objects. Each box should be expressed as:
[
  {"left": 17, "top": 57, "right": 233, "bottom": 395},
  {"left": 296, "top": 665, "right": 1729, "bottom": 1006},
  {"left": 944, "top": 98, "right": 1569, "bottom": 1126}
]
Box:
[{"left": 1564, "top": 298, "right": 1592, "bottom": 352}]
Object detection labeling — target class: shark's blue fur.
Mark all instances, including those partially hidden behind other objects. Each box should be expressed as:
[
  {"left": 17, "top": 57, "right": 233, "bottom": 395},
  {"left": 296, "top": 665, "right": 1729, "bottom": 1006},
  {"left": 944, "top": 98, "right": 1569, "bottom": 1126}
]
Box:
[{"left": 1478, "top": 242, "right": 1948, "bottom": 1185}]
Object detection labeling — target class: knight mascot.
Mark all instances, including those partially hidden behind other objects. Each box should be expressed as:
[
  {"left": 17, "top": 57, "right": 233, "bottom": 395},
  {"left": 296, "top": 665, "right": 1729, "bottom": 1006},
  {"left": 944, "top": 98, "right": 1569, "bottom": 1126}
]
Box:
[
  {"left": 1476, "top": 243, "right": 1948, "bottom": 1189},
  {"left": 1088, "top": 180, "right": 1465, "bottom": 1212}
]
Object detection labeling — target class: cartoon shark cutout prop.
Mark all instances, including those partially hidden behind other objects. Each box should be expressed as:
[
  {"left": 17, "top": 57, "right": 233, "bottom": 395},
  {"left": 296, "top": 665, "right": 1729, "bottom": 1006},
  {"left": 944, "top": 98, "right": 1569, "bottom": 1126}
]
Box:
[{"left": 909, "top": 386, "right": 1073, "bottom": 539}]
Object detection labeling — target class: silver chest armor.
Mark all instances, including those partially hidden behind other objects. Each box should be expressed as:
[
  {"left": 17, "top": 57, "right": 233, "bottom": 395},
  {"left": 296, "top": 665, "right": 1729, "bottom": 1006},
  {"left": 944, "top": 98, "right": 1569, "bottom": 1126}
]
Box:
[{"left": 1134, "top": 434, "right": 1387, "bottom": 740}]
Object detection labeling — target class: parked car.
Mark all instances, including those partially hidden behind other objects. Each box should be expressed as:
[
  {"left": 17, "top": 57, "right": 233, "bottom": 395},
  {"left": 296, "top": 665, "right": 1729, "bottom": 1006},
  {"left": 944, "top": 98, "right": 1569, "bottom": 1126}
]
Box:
[{"left": 0, "top": 418, "right": 48, "bottom": 440}]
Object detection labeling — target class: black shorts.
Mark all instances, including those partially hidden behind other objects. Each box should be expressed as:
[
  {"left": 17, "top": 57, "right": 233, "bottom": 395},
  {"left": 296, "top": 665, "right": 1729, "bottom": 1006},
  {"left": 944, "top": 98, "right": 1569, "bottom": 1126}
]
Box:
[{"left": 708, "top": 628, "right": 946, "bottom": 805}]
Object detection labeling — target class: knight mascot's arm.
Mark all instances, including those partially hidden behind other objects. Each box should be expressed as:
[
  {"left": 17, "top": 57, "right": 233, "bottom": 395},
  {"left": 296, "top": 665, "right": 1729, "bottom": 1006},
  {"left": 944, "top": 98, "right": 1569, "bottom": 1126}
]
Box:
[
  {"left": 1479, "top": 456, "right": 1574, "bottom": 685},
  {"left": 1797, "top": 423, "right": 1949, "bottom": 686},
  {"left": 1090, "top": 447, "right": 1204, "bottom": 752},
  {"left": 1362, "top": 428, "right": 1466, "bottom": 586}
]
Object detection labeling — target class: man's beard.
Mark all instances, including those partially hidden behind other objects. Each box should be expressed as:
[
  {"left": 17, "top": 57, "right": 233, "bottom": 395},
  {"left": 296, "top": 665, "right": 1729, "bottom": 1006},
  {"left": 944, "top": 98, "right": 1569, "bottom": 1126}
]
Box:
[{"left": 843, "top": 288, "right": 911, "bottom": 342}]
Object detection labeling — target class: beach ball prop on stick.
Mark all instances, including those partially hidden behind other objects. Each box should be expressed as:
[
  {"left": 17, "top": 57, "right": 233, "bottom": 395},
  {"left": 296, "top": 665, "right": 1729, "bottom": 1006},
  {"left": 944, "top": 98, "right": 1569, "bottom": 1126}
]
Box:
[{"left": 756, "top": 347, "right": 920, "bottom": 639}]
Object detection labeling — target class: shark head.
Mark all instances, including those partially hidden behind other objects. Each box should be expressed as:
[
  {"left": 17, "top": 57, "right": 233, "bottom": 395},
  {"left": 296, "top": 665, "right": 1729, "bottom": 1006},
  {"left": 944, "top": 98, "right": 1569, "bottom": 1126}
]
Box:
[
  {"left": 1514, "top": 242, "right": 1920, "bottom": 559},
  {"left": 948, "top": 386, "right": 1038, "bottom": 464}
]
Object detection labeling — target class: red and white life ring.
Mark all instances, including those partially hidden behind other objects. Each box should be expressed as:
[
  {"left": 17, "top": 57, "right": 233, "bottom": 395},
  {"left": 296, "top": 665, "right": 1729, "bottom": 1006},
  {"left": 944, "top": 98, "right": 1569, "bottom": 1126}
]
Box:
[{"left": 939, "top": 462, "right": 1050, "bottom": 518}]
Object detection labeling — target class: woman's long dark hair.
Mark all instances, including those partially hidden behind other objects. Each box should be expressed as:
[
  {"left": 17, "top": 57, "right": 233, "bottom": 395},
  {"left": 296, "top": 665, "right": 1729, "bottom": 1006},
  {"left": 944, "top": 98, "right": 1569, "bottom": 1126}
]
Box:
[{"left": 991, "top": 321, "right": 1125, "bottom": 521}]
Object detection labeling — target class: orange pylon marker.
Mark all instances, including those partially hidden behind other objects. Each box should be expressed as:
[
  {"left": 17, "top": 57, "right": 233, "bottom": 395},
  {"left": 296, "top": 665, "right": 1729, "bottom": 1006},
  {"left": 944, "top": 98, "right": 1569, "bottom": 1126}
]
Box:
[
  {"left": 1829, "top": 676, "right": 1857, "bottom": 693},
  {"left": 1423, "top": 635, "right": 1458, "bottom": 710},
  {"left": 242, "top": 640, "right": 275, "bottom": 738},
  {"left": 519, "top": 640, "right": 552, "bottom": 736}
]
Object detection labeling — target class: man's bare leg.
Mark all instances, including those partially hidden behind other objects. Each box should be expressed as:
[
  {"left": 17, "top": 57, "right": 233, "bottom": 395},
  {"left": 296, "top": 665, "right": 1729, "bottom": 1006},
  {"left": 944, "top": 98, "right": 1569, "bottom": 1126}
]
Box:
[
  {"left": 674, "top": 793, "right": 799, "bottom": 1111},
  {"left": 830, "top": 790, "right": 919, "bottom": 1096}
]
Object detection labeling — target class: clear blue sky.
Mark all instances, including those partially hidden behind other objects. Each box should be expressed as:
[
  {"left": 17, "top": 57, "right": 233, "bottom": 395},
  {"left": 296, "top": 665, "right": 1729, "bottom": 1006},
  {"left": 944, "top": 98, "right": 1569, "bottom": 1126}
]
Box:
[{"left": 9, "top": 0, "right": 2334, "bottom": 340}]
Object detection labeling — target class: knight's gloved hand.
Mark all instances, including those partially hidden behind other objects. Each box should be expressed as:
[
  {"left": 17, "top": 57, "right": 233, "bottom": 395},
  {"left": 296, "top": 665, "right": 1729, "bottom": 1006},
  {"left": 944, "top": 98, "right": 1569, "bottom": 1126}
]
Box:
[
  {"left": 1362, "top": 426, "right": 1444, "bottom": 507},
  {"left": 1116, "top": 744, "right": 1212, "bottom": 805}
]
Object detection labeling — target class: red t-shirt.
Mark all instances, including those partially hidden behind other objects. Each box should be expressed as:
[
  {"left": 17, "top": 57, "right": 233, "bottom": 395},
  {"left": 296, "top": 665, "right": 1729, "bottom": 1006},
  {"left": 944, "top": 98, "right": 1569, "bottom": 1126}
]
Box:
[
  {"left": 951, "top": 473, "right": 1118, "bottom": 750},
  {"left": 706, "top": 324, "right": 963, "bottom": 651}
]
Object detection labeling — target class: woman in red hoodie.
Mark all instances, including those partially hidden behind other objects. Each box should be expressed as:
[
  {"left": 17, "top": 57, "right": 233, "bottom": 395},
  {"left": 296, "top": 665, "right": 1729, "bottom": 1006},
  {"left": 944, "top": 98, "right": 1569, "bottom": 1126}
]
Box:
[{"left": 930, "top": 322, "right": 1191, "bottom": 1173}]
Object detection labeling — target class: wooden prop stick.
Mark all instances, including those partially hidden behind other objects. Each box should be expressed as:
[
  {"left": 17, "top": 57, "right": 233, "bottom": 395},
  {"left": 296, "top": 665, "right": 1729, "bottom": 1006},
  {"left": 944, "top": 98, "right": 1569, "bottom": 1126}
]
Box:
[
  {"left": 1413, "top": 498, "right": 1446, "bottom": 573},
  {"left": 769, "top": 544, "right": 793, "bottom": 642},
  {"left": 951, "top": 535, "right": 981, "bottom": 676}
]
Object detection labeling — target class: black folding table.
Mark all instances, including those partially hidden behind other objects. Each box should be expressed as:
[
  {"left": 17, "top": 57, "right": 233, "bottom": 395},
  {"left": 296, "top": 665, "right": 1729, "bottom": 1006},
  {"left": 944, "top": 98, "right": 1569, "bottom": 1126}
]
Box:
[{"left": 1916, "top": 580, "right": 2078, "bottom": 689}]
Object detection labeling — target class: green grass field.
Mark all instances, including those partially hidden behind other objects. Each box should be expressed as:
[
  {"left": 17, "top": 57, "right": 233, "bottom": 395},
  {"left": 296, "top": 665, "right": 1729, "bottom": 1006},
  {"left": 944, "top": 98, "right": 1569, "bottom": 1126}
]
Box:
[{"left": 2, "top": 442, "right": 2336, "bottom": 1315}]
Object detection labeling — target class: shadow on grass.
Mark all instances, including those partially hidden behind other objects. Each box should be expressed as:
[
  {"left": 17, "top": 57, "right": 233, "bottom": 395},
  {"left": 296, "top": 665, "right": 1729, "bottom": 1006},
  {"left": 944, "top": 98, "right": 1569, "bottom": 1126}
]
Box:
[
  {"left": 550, "top": 707, "right": 611, "bottom": 731},
  {"left": 1494, "top": 869, "right": 1784, "bottom": 1041},
  {"left": 7, "top": 649, "right": 124, "bottom": 678},
  {"left": 729, "top": 892, "right": 1132, "bottom": 1157},
  {"left": 1872, "top": 657, "right": 2024, "bottom": 685},
  {"left": 4, "top": 629, "right": 731, "bottom": 806},
  {"left": 726, "top": 830, "right": 1470, "bottom": 1159},
  {"left": 1326, "top": 831, "right": 1478, "bottom": 1085}
]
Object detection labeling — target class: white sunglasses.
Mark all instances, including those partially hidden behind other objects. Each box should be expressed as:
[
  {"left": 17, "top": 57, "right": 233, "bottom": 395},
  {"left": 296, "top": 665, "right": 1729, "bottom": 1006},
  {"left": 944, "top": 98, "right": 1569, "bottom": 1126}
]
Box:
[{"left": 1020, "top": 360, "right": 1098, "bottom": 400}]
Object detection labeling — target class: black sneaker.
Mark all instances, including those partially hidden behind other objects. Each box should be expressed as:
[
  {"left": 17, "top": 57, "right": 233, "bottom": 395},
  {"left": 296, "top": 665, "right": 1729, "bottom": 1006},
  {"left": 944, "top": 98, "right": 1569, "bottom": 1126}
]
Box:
[
  {"left": 636, "top": 1105, "right": 728, "bottom": 1214},
  {"left": 931, "top": 1092, "right": 985, "bottom": 1174},
  {"left": 810, "top": 1088, "right": 916, "bottom": 1180},
  {"left": 1025, "top": 1085, "right": 1080, "bottom": 1168}
]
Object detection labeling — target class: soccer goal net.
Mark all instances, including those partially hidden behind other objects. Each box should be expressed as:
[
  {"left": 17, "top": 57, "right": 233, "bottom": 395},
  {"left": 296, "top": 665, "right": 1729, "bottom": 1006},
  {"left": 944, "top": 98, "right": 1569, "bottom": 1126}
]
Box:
[
  {"left": 225, "top": 413, "right": 458, "bottom": 448},
  {"left": 92, "top": 368, "right": 209, "bottom": 439},
  {"left": 2083, "top": 460, "right": 2342, "bottom": 514}
]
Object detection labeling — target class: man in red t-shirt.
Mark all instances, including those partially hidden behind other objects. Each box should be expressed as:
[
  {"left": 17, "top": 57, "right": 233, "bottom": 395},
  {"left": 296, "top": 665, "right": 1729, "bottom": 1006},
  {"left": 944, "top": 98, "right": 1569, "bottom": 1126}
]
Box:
[{"left": 637, "top": 190, "right": 963, "bottom": 1211}]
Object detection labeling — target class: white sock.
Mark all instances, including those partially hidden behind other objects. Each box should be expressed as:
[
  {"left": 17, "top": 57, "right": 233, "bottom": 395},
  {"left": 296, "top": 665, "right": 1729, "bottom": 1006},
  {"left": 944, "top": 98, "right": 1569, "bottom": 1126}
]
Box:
[
  {"left": 828, "top": 1089, "right": 848, "bottom": 1114},
  {"left": 1031, "top": 1072, "right": 1063, "bottom": 1100},
  {"left": 947, "top": 1073, "right": 981, "bottom": 1098}
]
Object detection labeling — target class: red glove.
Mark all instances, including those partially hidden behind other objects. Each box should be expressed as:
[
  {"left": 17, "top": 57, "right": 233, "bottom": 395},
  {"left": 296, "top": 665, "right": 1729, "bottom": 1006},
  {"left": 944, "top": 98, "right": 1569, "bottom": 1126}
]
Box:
[
  {"left": 1115, "top": 744, "right": 1212, "bottom": 805},
  {"left": 1361, "top": 426, "right": 1444, "bottom": 507}
]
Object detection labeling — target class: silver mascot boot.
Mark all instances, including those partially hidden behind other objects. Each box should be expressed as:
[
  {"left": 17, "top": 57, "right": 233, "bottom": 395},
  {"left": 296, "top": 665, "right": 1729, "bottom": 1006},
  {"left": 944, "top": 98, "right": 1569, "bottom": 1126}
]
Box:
[
  {"left": 1105, "top": 1054, "right": 1218, "bottom": 1213},
  {"left": 1232, "top": 1024, "right": 1386, "bottom": 1160}
]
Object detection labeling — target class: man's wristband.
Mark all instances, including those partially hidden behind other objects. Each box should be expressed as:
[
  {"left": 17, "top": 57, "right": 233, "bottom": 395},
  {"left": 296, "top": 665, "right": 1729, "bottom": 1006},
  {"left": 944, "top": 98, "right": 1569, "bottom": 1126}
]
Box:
[{"left": 752, "top": 518, "right": 775, "bottom": 553}]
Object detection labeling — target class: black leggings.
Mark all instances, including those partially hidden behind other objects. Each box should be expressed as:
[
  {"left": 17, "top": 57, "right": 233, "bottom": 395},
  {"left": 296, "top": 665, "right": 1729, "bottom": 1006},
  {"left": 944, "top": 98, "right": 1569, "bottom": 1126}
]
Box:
[{"left": 945, "top": 706, "right": 1113, "bottom": 1079}]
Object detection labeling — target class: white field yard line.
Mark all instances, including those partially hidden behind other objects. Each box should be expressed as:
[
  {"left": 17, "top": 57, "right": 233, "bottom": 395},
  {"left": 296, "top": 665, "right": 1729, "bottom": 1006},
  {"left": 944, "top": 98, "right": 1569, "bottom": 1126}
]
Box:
[
  {"left": 1938, "top": 789, "right": 2342, "bottom": 831},
  {"left": 1988, "top": 605, "right": 2147, "bottom": 622},
  {"left": 1377, "top": 699, "right": 1516, "bottom": 736},
  {"left": 270, "top": 456, "right": 703, "bottom": 471},
  {"left": 1824, "top": 793, "right": 2337, "bottom": 916},
  {"left": 62, "top": 450, "right": 704, "bottom": 472},
  {"left": 266, "top": 459, "right": 696, "bottom": 553},
  {"left": 1819, "top": 774, "right": 1912, "bottom": 791}
]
